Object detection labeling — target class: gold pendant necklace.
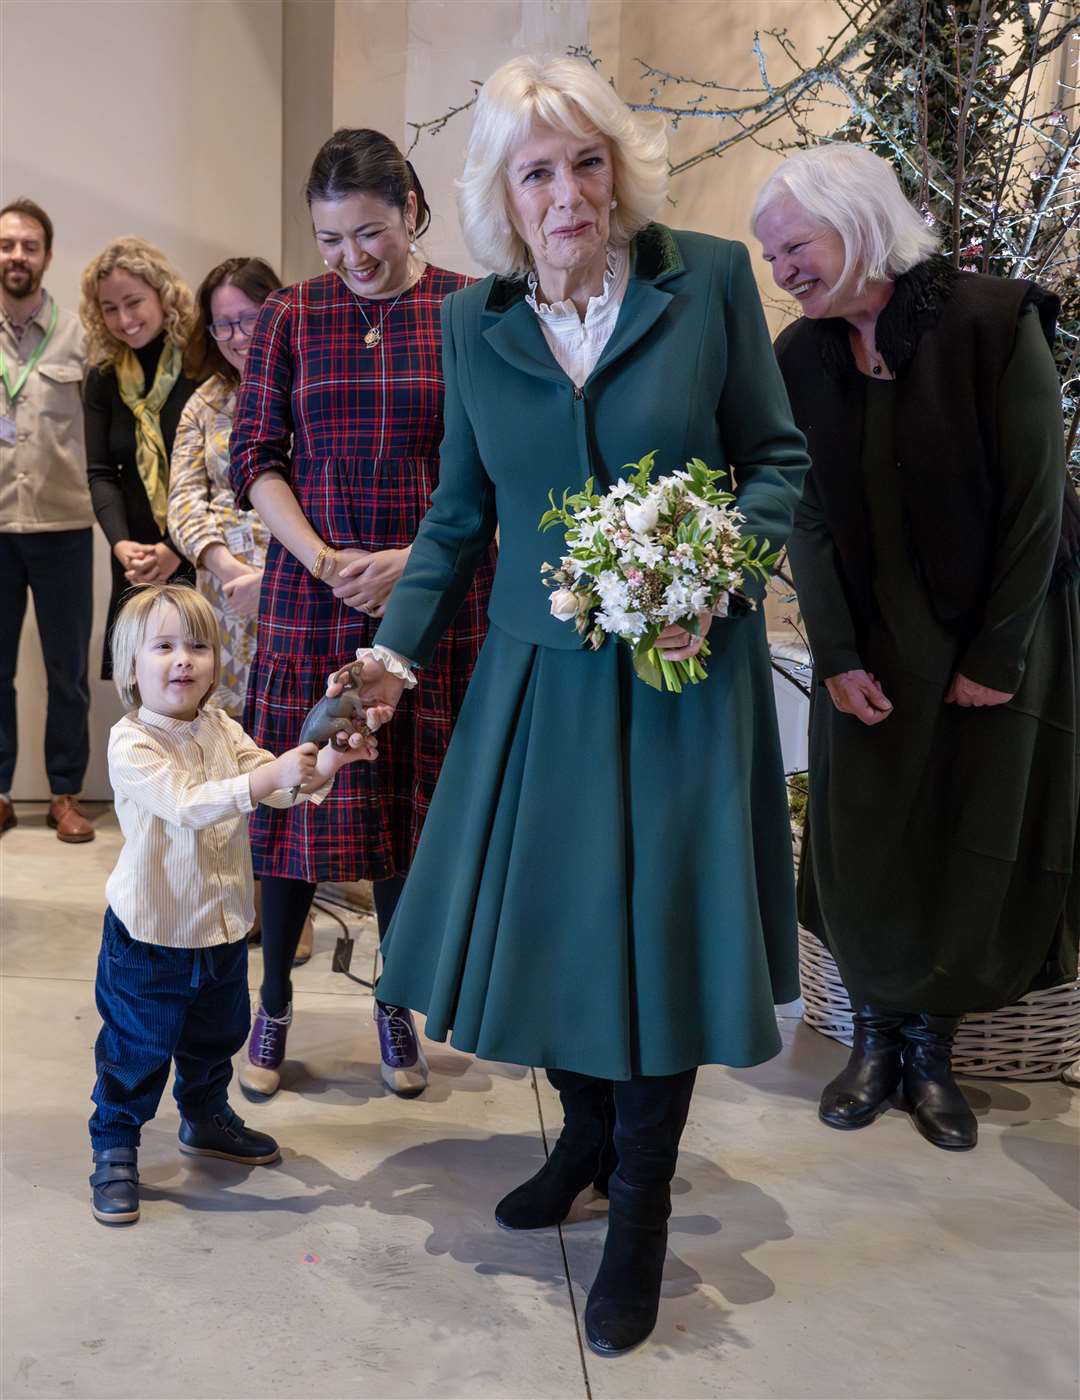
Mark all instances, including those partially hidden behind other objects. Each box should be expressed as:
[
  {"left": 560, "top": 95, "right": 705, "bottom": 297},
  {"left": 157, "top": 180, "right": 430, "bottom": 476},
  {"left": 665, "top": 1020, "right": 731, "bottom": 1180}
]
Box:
[{"left": 352, "top": 271, "right": 418, "bottom": 348}]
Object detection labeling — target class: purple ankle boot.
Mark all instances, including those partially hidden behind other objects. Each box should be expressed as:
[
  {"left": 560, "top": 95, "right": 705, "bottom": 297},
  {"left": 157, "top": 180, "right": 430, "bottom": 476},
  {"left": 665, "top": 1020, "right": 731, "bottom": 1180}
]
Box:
[
  {"left": 374, "top": 1000, "right": 429, "bottom": 1097},
  {"left": 239, "top": 1002, "right": 291, "bottom": 1098}
]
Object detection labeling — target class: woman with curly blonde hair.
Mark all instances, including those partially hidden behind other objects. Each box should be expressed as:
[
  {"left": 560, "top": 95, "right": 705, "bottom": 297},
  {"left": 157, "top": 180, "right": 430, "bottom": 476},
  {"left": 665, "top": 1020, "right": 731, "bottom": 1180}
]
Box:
[{"left": 81, "top": 237, "right": 200, "bottom": 676}]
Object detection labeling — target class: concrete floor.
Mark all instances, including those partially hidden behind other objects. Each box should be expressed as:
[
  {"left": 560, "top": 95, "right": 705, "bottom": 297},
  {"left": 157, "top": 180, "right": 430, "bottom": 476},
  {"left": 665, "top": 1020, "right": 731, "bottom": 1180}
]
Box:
[{"left": 2, "top": 803, "right": 1078, "bottom": 1400}]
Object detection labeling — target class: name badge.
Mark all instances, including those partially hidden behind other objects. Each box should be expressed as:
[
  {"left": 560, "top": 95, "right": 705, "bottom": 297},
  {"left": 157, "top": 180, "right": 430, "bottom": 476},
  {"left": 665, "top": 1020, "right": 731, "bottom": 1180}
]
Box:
[
  {"left": 225, "top": 523, "right": 256, "bottom": 558},
  {"left": 0, "top": 416, "right": 16, "bottom": 446}
]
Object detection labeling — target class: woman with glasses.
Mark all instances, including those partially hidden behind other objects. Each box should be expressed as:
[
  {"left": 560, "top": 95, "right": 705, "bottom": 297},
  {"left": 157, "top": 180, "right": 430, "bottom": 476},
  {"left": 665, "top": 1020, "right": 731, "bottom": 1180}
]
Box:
[
  {"left": 228, "top": 129, "right": 494, "bottom": 1100},
  {"left": 168, "top": 258, "right": 279, "bottom": 716},
  {"left": 168, "top": 259, "right": 309, "bottom": 960}
]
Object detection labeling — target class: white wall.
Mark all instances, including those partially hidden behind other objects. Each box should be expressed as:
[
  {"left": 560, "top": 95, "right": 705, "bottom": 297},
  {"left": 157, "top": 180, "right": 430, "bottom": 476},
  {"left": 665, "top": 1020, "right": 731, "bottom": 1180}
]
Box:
[
  {"left": 332, "top": 0, "right": 590, "bottom": 278},
  {"left": 1, "top": 0, "right": 284, "bottom": 798}
]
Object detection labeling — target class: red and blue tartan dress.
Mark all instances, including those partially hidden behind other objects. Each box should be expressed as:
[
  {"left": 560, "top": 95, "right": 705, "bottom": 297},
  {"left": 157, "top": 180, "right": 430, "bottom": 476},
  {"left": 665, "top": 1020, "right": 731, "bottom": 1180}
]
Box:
[{"left": 228, "top": 266, "right": 494, "bottom": 883}]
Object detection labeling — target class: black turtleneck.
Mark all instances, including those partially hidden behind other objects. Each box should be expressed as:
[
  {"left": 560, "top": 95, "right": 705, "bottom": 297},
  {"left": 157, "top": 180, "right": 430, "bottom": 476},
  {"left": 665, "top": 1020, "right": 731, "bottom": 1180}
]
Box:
[{"left": 84, "top": 331, "right": 199, "bottom": 549}]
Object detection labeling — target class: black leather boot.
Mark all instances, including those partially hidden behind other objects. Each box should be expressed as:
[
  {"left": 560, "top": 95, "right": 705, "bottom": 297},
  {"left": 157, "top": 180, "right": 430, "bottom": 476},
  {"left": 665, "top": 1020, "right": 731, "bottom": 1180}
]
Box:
[
  {"left": 90, "top": 1146, "right": 140, "bottom": 1225},
  {"left": 818, "top": 1004, "right": 906, "bottom": 1130},
  {"left": 584, "top": 1069, "right": 696, "bottom": 1357},
  {"left": 902, "top": 1014, "right": 977, "bottom": 1151},
  {"left": 495, "top": 1070, "right": 616, "bottom": 1230}
]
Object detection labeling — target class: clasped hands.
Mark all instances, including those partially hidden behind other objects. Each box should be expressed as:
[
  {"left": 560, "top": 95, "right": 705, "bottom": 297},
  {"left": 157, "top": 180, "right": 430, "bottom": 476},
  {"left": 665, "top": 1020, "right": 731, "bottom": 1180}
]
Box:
[
  {"left": 826, "top": 667, "right": 1014, "bottom": 725},
  {"left": 114, "top": 539, "right": 181, "bottom": 585},
  {"left": 325, "top": 546, "right": 411, "bottom": 617}
]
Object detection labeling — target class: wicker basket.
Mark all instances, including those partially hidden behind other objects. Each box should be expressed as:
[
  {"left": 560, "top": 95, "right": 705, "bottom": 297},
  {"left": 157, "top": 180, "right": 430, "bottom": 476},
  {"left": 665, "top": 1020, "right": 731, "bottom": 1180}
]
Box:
[{"left": 798, "top": 928, "right": 1080, "bottom": 1081}]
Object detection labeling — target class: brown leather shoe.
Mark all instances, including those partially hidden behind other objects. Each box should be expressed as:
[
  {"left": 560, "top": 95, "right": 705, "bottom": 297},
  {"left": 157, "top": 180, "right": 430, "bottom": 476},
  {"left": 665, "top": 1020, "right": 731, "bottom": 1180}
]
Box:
[
  {"left": 0, "top": 796, "right": 15, "bottom": 834},
  {"left": 47, "top": 795, "right": 95, "bottom": 843}
]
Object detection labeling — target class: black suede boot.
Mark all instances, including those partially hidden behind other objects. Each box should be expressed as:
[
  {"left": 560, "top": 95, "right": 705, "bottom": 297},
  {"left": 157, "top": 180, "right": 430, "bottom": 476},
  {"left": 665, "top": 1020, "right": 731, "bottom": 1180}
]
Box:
[
  {"left": 584, "top": 1069, "right": 696, "bottom": 1357},
  {"left": 585, "top": 1172, "right": 671, "bottom": 1356},
  {"left": 902, "top": 1014, "right": 977, "bottom": 1151},
  {"left": 496, "top": 1070, "right": 616, "bottom": 1230},
  {"left": 90, "top": 1146, "right": 140, "bottom": 1225},
  {"left": 818, "top": 1004, "right": 906, "bottom": 1130}
]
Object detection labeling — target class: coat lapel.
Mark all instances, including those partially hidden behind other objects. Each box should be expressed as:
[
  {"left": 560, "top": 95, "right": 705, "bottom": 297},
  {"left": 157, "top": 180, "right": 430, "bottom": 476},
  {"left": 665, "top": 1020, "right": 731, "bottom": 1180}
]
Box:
[
  {"left": 481, "top": 298, "right": 568, "bottom": 386},
  {"left": 588, "top": 280, "right": 672, "bottom": 382}
]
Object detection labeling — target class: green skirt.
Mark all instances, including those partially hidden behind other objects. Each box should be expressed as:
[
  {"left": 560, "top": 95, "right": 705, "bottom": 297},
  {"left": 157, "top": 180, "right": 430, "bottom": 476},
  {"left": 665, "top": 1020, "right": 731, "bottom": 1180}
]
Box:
[{"left": 378, "top": 618, "right": 799, "bottom": 1079}]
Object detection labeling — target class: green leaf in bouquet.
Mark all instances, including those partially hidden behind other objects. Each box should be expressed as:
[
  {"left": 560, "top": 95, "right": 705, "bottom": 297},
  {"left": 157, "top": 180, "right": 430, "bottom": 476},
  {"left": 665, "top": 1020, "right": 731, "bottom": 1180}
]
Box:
[
  {"left": 627, "top": 450, "right": 657, "bottom": 490},
  {"left": 632, "top": 645, "right": 664, "bottom": 690}
]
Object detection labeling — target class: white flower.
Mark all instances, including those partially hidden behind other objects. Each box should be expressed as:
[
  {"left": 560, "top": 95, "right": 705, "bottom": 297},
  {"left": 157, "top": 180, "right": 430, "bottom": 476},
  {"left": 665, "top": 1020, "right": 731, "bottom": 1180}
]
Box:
[
  {"left": 631, "top": 539, "right": 665, "bottom": 568},
  {"left": 664, "top": 579, "right": 693, "bottom": 615},
  {"left": 608, "top": 478, "right": 636, "bottom": 499},
  {"left": 596, "top": 570, "right": 629, "bottom": 608},
  {"left": 597, "top": 606, "right": 648, "bottom": 638},
  {"left": 712, "top": 591, "right": 730, "bottom": 618},
  {"left": 624, "top": 496, "right": 660, "bottom": 534},
  {"left": 549, "top": 589, "right": 581, "bottom": 621}
]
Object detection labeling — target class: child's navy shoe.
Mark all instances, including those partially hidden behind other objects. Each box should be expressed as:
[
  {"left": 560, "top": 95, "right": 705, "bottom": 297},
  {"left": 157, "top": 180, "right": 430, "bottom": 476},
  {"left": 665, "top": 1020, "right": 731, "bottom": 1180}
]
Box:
[
  {"left": 90, "top": 1146, "right": 140, "bottom": 1225},
  {"left": 178, "top": 1105, "right": 280, "bottom": 1165}
]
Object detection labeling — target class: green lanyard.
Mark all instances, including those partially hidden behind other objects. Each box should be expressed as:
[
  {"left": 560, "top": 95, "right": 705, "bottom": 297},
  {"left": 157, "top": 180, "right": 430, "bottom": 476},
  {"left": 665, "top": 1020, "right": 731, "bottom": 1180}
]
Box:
[{"left": 0, "top": 300, "right": 59, "bottom": 404}]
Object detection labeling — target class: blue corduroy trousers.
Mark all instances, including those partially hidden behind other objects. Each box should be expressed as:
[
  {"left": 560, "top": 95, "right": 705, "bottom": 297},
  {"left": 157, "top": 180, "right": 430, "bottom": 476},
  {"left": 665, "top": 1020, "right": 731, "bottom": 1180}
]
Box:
[{"left": 89, "top": 907, "right": 251, "bottom": 1152}]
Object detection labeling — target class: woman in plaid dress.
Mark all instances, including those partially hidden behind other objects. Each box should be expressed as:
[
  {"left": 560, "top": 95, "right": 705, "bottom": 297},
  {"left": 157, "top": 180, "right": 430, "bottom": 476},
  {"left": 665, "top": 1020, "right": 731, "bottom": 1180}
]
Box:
[{"left": 228, "top": 130, "right": 494, "bottom": 1098}]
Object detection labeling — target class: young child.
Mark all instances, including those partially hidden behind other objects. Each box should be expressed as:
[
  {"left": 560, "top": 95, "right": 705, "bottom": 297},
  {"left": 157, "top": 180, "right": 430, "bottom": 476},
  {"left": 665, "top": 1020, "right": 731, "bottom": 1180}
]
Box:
[{"left": 89, "top": 583, "right": 383, "bottom": 1225}]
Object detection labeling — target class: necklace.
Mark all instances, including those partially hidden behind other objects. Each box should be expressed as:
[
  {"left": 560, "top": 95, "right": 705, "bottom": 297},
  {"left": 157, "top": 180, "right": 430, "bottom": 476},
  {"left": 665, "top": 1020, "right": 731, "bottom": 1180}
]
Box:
[{"left": 351, "top": 270, "right": 420, "bottom": 348}]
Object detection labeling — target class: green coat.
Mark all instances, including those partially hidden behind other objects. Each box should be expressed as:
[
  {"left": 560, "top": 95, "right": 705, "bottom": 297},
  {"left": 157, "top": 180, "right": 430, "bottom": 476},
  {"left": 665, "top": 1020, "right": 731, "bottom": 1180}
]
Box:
[{"left": 375, "top": 224, "right": 811, "bottom": 1078}]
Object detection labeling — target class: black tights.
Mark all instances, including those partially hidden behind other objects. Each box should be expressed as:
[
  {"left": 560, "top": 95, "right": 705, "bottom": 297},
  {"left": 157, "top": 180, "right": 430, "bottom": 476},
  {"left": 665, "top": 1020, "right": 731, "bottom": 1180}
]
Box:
[{"left": 258, "top": 873, "right": 407, "bottom": 1019}]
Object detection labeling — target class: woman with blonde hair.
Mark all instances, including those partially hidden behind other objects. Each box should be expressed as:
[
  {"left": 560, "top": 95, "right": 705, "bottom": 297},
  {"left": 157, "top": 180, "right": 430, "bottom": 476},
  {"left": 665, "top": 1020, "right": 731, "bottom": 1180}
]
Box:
[
  {"left": 753, "top": 144, "right": 1080, "bottom": 1151},
  {"left": 338, "top": 54, "right": 809, "bottom": 1355},
  {"left": 81, "top": 236, "right": 200, "bottom": 675}
]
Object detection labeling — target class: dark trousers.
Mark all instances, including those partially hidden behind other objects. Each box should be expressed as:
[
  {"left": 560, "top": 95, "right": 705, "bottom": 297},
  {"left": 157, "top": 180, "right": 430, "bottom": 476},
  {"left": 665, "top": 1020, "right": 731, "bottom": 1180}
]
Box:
[
  {"left": 89, "top": 908, "right": 251, "bottom": 1152},
  {"left": 0, "top": 529, "right": 92, "bottom": 793}
]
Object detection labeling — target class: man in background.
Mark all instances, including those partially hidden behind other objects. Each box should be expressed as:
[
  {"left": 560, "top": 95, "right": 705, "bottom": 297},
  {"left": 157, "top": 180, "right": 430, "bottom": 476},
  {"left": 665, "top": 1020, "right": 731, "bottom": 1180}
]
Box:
[{"left": 0, "top": 197, "right": 95, "bottom": 842}]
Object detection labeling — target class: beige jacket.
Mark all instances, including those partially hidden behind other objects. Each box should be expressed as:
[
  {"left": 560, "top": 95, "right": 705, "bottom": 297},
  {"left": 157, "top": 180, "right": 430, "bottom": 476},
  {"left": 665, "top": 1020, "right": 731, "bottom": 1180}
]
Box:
[{"left": 0, "top": 291, "right": 93, "bottom": 532}]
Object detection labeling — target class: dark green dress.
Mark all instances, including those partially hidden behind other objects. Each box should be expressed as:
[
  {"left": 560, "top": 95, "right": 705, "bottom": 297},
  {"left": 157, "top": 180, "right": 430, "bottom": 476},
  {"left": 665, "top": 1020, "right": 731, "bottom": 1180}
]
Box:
[
  {"left": 793, "top": 312, "right": 1080, "bottom": 1015},
  {"left": 372, "top": 227, "right": 812, "bottom": 1078}
]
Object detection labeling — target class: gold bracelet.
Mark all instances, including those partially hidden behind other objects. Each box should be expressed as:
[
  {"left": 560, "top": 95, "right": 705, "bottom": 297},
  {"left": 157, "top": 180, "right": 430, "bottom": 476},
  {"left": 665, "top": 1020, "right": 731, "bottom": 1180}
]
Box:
[{"left": 311, "top": 544, "right": 331, "bottom": 580}]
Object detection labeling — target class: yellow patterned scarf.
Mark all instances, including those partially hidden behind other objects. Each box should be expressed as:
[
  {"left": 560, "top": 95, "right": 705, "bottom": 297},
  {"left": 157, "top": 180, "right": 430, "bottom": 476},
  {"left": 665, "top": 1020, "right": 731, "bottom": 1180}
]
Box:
[{"left": 115, "top": 339, "right": 183, "bottom": 532}]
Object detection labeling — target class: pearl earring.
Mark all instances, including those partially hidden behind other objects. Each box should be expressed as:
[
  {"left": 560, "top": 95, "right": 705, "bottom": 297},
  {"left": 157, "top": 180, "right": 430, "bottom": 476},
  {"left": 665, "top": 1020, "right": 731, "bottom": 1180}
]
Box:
[
  {"left": 408, "top": 230, "right": 418, "bottom": 254},
  {"left": 610, "top": 198, "right": 618, "bottom": 210}
]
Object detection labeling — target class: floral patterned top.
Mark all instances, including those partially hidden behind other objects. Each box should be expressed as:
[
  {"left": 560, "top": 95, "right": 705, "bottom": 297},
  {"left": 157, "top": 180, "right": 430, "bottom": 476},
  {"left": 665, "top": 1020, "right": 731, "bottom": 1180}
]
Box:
[{"left": 167, "top": 374, "right": 270, "bottom": 715}]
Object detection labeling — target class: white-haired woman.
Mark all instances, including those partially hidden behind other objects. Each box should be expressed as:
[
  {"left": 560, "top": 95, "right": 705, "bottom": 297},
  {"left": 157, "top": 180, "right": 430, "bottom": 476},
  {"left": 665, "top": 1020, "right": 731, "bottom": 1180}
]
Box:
[
  {"left": 754, "top": 144, "right": 1080, "bottom": 1152},
  {"left": 334, "top": 55, "right": 810, "bottom": 1355}
]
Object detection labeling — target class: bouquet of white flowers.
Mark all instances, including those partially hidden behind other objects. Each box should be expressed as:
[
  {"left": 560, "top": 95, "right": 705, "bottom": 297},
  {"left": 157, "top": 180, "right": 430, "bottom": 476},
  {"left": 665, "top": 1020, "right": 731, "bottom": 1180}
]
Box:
[{"left": 540, "top": 452, "right": 778, "bottom": 692}]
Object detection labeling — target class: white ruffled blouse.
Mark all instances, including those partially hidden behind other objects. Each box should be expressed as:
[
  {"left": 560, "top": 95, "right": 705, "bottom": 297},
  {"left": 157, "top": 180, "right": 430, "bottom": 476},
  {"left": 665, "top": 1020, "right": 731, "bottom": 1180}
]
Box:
[{"left": 527, "top": 243, "right": 630, "bottom": 388}]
